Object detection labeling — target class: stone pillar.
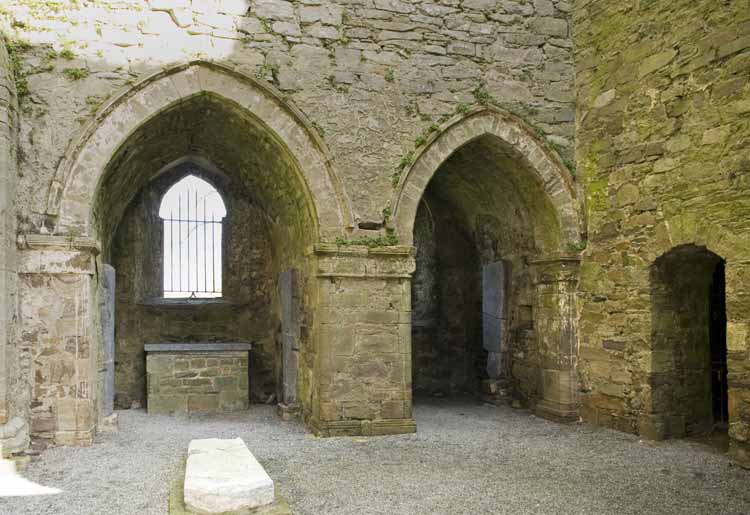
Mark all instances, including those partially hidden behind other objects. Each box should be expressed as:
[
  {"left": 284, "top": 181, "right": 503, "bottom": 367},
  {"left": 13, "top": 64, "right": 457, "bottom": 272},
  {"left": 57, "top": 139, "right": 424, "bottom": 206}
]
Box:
[
  {"left": 310, "top": 244, "right": 416, "bottom": 437},
  {"left": 17, "top": 234, "right": 101, "bottom": 446},
  {"left": 726, "top": 260, "right": 750, "bottom": 468},
  {"left": 530, "top": 256, "right": 581, "bottom": 421}
]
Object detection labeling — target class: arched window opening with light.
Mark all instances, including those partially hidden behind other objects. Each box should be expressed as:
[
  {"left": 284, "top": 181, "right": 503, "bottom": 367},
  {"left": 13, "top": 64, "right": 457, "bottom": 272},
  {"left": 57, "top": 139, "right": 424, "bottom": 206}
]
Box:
[{"left": 158, "top": 175, "right": 226, "bottom": 298}]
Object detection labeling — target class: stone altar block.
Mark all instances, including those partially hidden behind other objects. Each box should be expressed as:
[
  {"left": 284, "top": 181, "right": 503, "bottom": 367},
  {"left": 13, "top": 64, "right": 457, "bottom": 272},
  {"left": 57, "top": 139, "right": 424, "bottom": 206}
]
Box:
[{"left": 145, "top": 343, "right": 251, "bottom": 415}]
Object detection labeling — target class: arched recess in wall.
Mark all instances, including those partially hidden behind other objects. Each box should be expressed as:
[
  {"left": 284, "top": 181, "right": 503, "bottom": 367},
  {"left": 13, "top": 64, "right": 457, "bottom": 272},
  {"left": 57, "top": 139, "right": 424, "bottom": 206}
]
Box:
[
  {"left": 390, "top": 107, "right": 584, "bottom": 407},
  {"left": 649, "top": 244, "right": 728, "bottom": 439},
  {"left": 391, "top": 107, "right": 583, "bottom": 249},
  {"left": 44, "top": 60, "right": 352, "bottom": 243}
]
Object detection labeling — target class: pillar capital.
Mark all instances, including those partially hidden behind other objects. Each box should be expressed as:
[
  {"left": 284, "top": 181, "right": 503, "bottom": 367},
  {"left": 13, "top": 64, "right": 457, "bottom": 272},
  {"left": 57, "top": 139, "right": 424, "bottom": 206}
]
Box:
[
  {"left": 529, "top": 255, "right": 580, "bottom": 284},
  {"left": 16, "top": 233, "right": 99, "bottom": 276}
]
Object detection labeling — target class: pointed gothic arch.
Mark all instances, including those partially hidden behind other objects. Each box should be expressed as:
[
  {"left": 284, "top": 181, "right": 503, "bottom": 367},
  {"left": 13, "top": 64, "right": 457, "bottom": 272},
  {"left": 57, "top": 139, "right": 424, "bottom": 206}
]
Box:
[
  {"left": 45, "top": 60, "right": 352, "bottom": 242},
  {"left": 390, "top": 107, "right": 583, "bottom": 250}
]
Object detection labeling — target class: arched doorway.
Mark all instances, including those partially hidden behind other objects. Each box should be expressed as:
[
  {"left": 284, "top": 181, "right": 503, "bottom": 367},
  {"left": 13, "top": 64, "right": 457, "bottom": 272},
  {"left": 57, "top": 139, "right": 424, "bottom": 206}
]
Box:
[
  {"left": 392, "top": 109, "right": 583, "bottom": 415},
  {"left": 650, "top": 244, "right": 728, "bottom": 438}
]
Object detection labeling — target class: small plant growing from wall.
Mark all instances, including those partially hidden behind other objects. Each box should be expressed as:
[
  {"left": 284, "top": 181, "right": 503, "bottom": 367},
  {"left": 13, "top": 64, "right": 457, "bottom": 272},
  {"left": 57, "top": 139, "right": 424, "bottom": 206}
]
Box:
[
  {"left": 566, "top": 240, "right": 587, "bottom": 253},
  {"left": 334, "top": 230, "right": 398, "bottom": 248},
  {"left": 63, "top": 67, "right": 89, "bottom": 80},
  {"left": 59, "top": 48, "right": 76, "bottom": 60},
  {"left": 5, "top": 37, "right": 30, "bottom": 100}
]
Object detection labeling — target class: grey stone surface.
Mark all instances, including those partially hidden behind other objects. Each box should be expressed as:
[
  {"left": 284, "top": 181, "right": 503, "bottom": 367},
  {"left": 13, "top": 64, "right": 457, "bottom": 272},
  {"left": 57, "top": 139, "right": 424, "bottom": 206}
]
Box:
[
  {"left": 279, "top": 269, "right": 299, "bottom": 406},
  {"left": 144, "top": 343, "right": 253, "bottom": 352},
  {"left": 3, "top": 403, "right": 750, "bottom": 515},
  {"left": 101, "top": 264, "right": 116, "bottom": 418}
]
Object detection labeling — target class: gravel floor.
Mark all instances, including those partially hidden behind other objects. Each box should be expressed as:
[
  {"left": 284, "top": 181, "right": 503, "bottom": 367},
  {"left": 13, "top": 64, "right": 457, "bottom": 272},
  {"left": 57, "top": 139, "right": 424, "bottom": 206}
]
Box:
[{"left": 1, "top": 399, "right": 749, "bottom": 515}]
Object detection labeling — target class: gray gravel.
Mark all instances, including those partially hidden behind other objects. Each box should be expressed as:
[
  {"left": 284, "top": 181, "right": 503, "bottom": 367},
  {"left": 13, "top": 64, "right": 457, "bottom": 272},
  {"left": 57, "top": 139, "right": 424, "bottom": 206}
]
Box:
[{"left": 1, "top": 399, "right": 749, "bottom": 515}]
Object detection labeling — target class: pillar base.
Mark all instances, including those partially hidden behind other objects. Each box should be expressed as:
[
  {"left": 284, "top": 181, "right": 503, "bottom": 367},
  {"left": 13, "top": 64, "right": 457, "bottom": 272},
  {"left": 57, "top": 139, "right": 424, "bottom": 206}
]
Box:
[
  {"left": 54, "top": 429, "right": 94, "bottom": 447},
  {"left": 729, "top": 439, "right": 750, "bottom": 469},
  {"left": 310, "top": 418, "right": 417, "bottom": 437},
  {"left": 277, "top": 402, "right": 299, "bottom": 422},
  {"left": 637, "top": 414, "right": 686, "bottom": 441},
  {"left": 534, "top": 399, "right": 579, "bottom": 423}
]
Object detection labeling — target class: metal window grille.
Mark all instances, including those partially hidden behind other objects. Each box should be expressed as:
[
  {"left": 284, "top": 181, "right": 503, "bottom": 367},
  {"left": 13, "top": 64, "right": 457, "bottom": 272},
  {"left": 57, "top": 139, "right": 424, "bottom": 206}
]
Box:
[{"left": 160, "top": 176, "right": 224, "bottom": 298}]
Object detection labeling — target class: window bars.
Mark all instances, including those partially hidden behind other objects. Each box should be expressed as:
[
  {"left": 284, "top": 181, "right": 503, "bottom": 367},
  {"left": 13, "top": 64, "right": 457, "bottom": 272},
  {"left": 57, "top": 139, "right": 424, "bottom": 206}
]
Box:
[{"left": 161, "top": 176, "right": 224, "bottom": 298}]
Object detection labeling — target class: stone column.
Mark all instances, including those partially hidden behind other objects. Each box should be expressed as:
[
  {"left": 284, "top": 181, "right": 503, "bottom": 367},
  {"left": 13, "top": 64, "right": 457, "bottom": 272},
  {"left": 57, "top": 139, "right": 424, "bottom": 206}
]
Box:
[
  {"left": 17, "top": 234, "right": 101, "bottom": 446},
  {"left": 530, "top": 256, "right": 581, "bottom": 421},
  {"left": 310, "top": 244, "right": 417, "bottom": 437}
]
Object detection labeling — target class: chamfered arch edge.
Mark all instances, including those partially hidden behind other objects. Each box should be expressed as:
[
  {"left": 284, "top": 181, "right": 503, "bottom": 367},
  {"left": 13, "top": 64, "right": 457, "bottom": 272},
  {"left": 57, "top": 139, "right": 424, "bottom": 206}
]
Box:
[
  {"left": 45, "top": 59, "right": 353, "bottom": 242},
  {"left": 389, "top": 106, "right": 585, "bottom": 250}
]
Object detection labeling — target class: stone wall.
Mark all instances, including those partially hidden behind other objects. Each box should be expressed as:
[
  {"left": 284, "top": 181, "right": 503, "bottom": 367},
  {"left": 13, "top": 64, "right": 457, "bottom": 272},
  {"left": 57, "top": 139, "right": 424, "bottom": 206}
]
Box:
[
  {"left": 574, "top": 0, "right": 750, "bottom": 463},
  {"left": 1, "top": 0, "right": 574, "bottom": 230},
  {"left": 111, "top": 166, "right": 277, "bottom": 408},
  {"left": 146, "top": 348, "right": 250, "bottom": 414},
  {"left": 0, "top": 0, "right": 582, "bottom": 446}
]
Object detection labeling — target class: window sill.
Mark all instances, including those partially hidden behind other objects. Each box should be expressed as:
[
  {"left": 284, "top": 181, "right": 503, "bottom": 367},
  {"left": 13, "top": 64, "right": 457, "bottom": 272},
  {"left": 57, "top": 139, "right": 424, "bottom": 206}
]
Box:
[{"left": 137, "top": 298, "right": 244, "bottom": 308}]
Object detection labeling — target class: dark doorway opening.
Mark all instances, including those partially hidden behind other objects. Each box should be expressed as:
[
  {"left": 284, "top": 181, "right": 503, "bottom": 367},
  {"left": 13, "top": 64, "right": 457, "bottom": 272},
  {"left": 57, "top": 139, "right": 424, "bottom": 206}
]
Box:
[{"left": 650, "top": 245, "right": 728, "bottom": 441}]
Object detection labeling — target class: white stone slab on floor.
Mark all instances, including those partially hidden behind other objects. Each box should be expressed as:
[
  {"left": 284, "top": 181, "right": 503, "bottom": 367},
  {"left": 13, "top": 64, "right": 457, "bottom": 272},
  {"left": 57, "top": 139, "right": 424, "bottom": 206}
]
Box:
[{"left": 184, "top": 438, "right": 275, "bottom": 514}]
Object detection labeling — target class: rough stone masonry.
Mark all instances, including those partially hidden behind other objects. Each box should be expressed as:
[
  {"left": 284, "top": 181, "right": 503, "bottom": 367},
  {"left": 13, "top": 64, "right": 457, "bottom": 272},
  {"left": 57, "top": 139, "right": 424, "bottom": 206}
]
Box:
[{"left": 0, "top": 0, "right": 747, "bottom": 470}]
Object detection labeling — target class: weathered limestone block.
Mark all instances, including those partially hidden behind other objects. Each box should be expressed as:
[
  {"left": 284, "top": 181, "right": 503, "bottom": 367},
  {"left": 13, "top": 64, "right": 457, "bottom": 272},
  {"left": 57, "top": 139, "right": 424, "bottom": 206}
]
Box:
[
  {"left": 184, "top": 438, "right": 274, "bottom": 514},
  {"left": 0, "top": 417, "right": 29, "bottom": 457}
]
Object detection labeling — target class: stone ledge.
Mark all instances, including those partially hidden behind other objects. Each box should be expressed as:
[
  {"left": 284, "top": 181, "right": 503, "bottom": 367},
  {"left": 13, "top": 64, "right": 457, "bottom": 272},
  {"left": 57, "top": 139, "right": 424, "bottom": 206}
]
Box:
[
  {"left": 16, "top": 234, "right": 101, "bottom": 255},
  {"left": 145, "top": 342, "right": 252, "bottom": 352},
  {"left": 312, "top": 243, "right": 414, "bottom": 257},
  {"left": 138, "top": 298, "right": 245, "bottom": 309}
]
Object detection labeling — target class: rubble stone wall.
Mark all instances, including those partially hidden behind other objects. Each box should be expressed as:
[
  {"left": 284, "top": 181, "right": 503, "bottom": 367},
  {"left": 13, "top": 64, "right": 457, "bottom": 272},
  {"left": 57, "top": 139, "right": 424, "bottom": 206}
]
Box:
[{"left": 574, "top": 0, "right": 750, "bottom": 464}]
